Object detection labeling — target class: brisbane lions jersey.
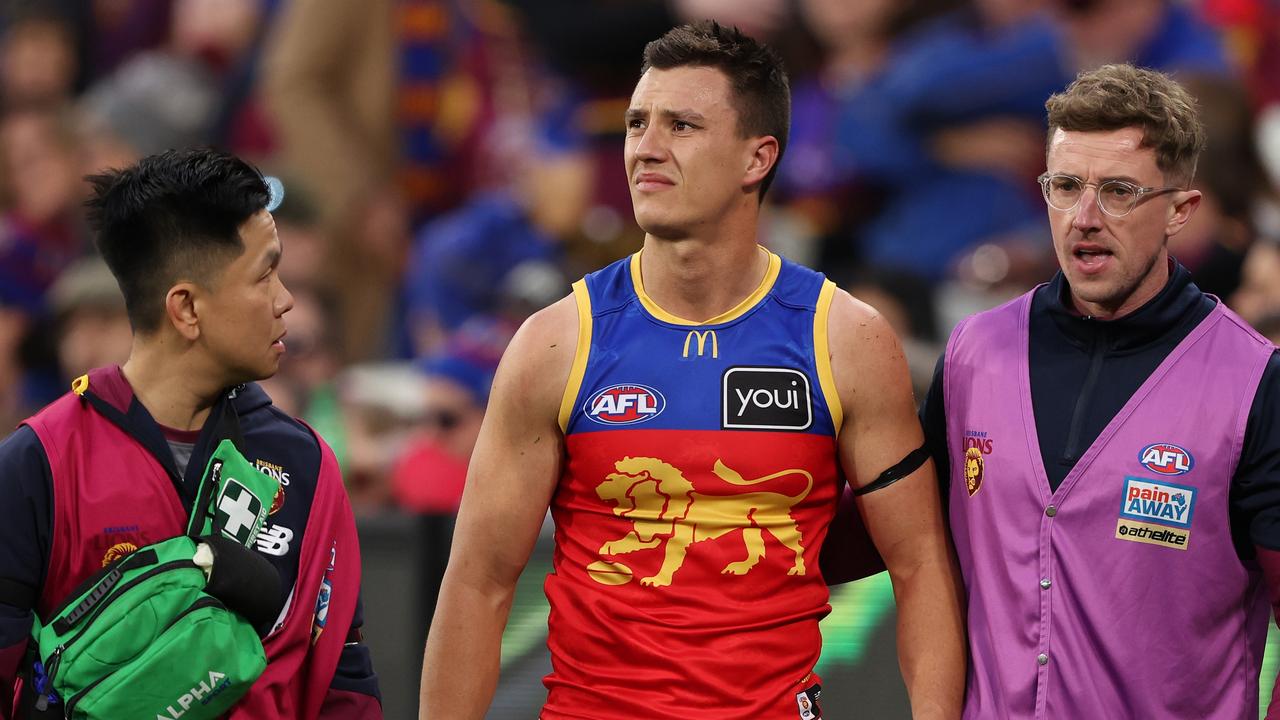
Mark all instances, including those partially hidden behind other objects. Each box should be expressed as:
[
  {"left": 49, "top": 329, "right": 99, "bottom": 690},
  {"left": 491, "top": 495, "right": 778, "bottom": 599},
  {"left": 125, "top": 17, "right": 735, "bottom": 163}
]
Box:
[{"left": 544, "top": 249, "right": 844, "bottom": 719}]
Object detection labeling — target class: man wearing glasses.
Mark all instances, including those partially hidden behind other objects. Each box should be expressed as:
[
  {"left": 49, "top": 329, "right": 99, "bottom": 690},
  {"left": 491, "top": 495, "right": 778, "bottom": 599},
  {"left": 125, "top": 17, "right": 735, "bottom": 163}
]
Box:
[{"left": 920, "top": 63, "right": 1280, "bottom": 717}]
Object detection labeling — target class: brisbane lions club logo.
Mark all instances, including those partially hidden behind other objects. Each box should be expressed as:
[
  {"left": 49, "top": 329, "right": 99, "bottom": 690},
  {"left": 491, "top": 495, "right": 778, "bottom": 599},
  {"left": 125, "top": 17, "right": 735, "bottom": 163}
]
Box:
[
  {"left": 964, "top": 448, "right": 984, "bottom": 497},
  {"left": 102, "top": 542, "right": 138, "bottom": 567},
  {"left": 586, "top": 456, "right": 812, "bottom": 588},
  {"left": 962, "top": 429, "right": 992, "bottom": 497}
]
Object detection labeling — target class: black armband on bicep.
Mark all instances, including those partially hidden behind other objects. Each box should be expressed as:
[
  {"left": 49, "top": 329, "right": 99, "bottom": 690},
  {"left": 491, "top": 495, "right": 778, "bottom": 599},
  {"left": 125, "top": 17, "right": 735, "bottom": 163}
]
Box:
[{"left": 853, "top": 444, "right": 930, "bottom": 497}]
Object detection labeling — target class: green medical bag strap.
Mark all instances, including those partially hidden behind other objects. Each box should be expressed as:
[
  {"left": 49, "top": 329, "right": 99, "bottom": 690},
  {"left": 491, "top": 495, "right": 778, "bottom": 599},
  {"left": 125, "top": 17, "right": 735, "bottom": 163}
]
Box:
[
  {"left": 186, "top": 399, "right": 279, "bottom": 547},
  {"left": 187, "top": 395, "right": 245, "bottom": 537},
  {"left": 48, "top": 549, "right": 159, "bottom": 635}
]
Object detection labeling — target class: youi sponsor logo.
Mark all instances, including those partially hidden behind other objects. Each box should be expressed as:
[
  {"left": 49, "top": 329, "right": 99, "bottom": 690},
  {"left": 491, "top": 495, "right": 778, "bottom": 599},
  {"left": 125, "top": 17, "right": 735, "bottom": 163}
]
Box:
[{"left": 722, "top": 366, "right": 812, "bottom": 431}]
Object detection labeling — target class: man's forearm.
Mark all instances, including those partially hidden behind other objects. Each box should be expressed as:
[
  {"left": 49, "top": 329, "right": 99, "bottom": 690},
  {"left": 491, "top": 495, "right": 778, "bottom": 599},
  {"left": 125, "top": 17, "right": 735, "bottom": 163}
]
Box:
[
  {"left": 419, "top": 577, "right": 515, "bottom": 720},
  {"left": 890, "top": 552, "right": 966, "bottom": 719}
]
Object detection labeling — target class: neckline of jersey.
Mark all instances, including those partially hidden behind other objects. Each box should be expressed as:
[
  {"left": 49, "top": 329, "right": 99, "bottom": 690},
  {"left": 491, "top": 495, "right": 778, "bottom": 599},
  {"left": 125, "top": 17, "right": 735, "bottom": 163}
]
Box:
[{"left": 628, "top": 246, "right": 781, "bottom": 326}]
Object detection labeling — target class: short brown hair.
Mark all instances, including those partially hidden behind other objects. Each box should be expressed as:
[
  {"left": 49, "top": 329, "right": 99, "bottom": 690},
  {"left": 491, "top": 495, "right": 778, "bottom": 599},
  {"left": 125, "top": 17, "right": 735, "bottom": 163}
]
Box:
[
  {"left": 642, "top": 21, "right": 790, "bottom": 199},
  {"left": 1045, "top": 64, "right": 1205, "bottom": 185}
]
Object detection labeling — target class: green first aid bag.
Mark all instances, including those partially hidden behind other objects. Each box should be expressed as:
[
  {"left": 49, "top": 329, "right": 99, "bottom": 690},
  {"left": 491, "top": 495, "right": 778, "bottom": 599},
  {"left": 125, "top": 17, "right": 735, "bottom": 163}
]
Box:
[
  {"left": 30, "top": 440, "right": 282, "bottom": 720},
  {"left": 188, "top": 439, "right": 280, "bottom": 545}
]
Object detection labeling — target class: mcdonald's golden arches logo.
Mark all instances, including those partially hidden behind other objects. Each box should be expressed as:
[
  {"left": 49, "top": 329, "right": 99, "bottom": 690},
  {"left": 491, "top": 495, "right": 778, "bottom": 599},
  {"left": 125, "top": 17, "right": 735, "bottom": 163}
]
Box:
[{"left": 682, "top": 330, "right": 718, "bottom": 359}]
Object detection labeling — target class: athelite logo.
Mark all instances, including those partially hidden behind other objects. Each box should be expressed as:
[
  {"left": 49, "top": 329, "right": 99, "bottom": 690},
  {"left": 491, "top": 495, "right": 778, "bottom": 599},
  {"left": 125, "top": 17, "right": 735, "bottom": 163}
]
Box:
[
  {"left": 154, "top": 670, "right": 232, "bottom": 719},
  {"left": 1115, "top": 476, "right": 1197, "bottom": 551},
  {"left": 585, "top": 384, "right": 666, "bottom": 425},
  {"left": 1138, "top": 443, "right": 1194, "bottom": 476}
]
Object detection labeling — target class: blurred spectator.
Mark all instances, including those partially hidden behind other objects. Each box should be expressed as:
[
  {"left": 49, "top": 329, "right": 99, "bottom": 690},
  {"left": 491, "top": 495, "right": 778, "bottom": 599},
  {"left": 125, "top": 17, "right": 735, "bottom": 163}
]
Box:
[
  {"left": 170, "top": 0, "right": 275, "bottom": 156},
  {"left": 265, "top": 0, "right": 533, "bottom": 359},
  {"left": 824, "top": 0, "right": 1234, "bottom": 286},
  {"left": 1231, "top": 237, "right": 1280, "bottom": 327},
  {"left": 830, "top": 0, "right": 1058, "bottom": 281},
  {"left": 269, "top": 177, "right": 327, "bottom": 288},
  {"left": 392, "top": 315, "right": 509, "bottom": 512},
  {"left": 338, "top": 362, "right": 431, "bottom": 511},
  {"left": 273, "top": 283, "right": 349, "bottom": 464},
  {"left": 771, "top": 0, "right": 957, "bottom": 271},
  {"left": 507, "top": 0, "right": 789, "bottom": 96},
  {"left": 0, "top": 107, "right": 86, "bottom": 286},
  {"left": 1173, "top": 75, "right": 1276, "bottom": 299},
  {"left": 1254, "top": 312, "right": 1280, "bottom": 346},
  {"left": 76, "top": 52, "right": 219, "bottom": 161},
  {"left": 0, "top": 216, "right": 61, "bottom": 429},
  {"left": 47, "top": 255, "right": 130, "bottom": 381},
  {"left": 388, "top": 316, "right": 508, "bottom": 645},
  {"left": 842, "top": 268, "right": 943, "bottom": 395},
  {"left": 261, "top": 0, "right": 396, "bottom": 230},
  {"left": 391, "top": 353, "right": 490, "bottom": 514},
  {"left": 0, "top": 294, "right": 32, "bottom": 430},
  {"left": 70, "top": 0, "right": 172, "bottom": 86},
  {"left": 401, "top": 104, "right": 585, "bottom": 356},
  {"left": 77, "top": 0, "right": 273, "bottom": 164},
  {"left": 1052, "top": 0, "right": 1232, "bottom": 74},
  {"left": 0, "top": 7, "right": 78, "bottom": 109}
]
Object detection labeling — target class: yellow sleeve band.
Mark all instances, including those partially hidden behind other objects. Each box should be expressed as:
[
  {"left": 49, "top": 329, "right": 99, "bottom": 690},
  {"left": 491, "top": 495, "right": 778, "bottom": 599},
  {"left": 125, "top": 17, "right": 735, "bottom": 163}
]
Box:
[
  {"left": 814, "top": 280, "right": 843, "bottom": 435},
  {"left": 558, "top": 280, "right": 593, "bottom": 433}
]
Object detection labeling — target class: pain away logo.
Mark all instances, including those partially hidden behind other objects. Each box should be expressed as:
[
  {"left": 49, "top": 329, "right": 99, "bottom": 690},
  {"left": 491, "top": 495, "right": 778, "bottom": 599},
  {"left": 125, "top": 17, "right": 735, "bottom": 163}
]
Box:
[{"left": 586, "top": 457, "right": 813, "bottom": 588}]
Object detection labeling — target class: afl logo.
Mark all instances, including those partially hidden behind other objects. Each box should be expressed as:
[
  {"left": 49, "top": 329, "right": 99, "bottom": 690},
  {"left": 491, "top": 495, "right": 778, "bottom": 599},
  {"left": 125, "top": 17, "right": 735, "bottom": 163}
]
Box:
[
  {"left": 585, "top": 384, "right": 665, "bottom": 425},
  {"left": 1139, "top": 443, "right": 1194, "bottom": 476}
]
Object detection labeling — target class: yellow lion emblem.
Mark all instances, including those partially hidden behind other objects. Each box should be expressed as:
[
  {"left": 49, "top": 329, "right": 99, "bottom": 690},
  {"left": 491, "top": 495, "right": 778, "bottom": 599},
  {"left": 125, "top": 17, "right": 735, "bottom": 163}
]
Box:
[
  {"left": 964, "top": 447, "right": 984, "bottom": 496},
  {"left": 591, "top": 456, "right": 813, "bottom": 587},
  {"left": 101, "top": 542, "right": 138, "bottom": 567}
]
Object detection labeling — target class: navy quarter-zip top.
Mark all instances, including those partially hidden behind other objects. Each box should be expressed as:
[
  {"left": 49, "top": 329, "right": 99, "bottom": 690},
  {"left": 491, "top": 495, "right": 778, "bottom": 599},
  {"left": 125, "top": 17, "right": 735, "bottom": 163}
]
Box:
[{"left": 1031, "top": 262, "right": 1213, "bottom": 490}]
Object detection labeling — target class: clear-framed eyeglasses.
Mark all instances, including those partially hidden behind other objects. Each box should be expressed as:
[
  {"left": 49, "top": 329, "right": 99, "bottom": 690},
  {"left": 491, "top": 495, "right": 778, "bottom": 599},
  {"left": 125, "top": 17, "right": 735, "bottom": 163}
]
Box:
[{"left": 1037, "top": 173, "right": 1183, "bottom": 218}]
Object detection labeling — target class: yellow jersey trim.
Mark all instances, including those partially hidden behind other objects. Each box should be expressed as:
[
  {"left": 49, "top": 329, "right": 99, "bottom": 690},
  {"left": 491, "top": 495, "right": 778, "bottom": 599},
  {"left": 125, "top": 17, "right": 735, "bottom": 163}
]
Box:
[
  {"left": 629, "top": 247, "right": 782, "bottom": 326},
  {"left": 814, "top": 280, "right": 843, "bottom": 435},
  {"left": 559, "top": 280, "right": 593, "bottom": 433}
]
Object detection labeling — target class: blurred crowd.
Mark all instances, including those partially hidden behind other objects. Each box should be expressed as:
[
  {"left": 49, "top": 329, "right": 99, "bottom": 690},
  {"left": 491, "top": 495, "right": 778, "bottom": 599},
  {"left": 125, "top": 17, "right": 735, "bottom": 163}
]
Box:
[{"left": 0, "top": 0, "right": 1278, "bottom": 516}]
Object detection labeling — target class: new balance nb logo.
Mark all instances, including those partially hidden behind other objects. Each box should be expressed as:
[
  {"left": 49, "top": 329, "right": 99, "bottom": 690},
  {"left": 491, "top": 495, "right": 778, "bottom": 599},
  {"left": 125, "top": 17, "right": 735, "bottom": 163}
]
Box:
[{"left": 256, "top": 524, "right": 294, "bottom": 556}]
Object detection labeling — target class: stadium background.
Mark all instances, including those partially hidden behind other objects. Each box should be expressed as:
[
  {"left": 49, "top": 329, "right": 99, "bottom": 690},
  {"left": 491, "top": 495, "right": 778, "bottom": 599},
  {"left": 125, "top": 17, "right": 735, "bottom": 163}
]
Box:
[{"left": 0, "top": 0, "right": 1278, "bottom": 717}]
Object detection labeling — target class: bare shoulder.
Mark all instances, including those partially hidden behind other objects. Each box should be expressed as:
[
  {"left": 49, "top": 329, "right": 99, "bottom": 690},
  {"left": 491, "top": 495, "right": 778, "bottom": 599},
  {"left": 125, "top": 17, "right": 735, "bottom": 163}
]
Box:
[
  {"left": 490, "top": 293, "right": 580, "bottom": 421},
  {"left": 826, "top": 287, "right": 907, "bottom": 374}
]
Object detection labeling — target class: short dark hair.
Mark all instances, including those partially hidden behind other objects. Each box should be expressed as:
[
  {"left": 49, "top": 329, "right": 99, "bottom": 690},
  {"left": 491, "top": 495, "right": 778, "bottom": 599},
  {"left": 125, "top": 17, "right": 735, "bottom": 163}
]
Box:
[
  {"left": 85, "top": 148, "right": 270, "bottom": 333},
  {"left": 1045, "top": 64, "right": 1205, "bottom": 186},
  {"left": 642, "top": 20, "right": 790, "bottom": 199}
]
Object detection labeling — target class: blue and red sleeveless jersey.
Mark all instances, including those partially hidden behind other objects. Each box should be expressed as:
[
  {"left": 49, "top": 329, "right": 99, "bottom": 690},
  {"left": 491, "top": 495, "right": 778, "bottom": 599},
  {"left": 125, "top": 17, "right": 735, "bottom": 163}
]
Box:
[{"left": 543, "top": 249, "right": 845, "bottom": 719}]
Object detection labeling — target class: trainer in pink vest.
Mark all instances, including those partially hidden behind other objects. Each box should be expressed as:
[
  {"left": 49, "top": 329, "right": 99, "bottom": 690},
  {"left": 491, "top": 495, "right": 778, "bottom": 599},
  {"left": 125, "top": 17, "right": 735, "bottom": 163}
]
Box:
[{"left": 946, "top": 294, "right": 1274, "bottom": 719}]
